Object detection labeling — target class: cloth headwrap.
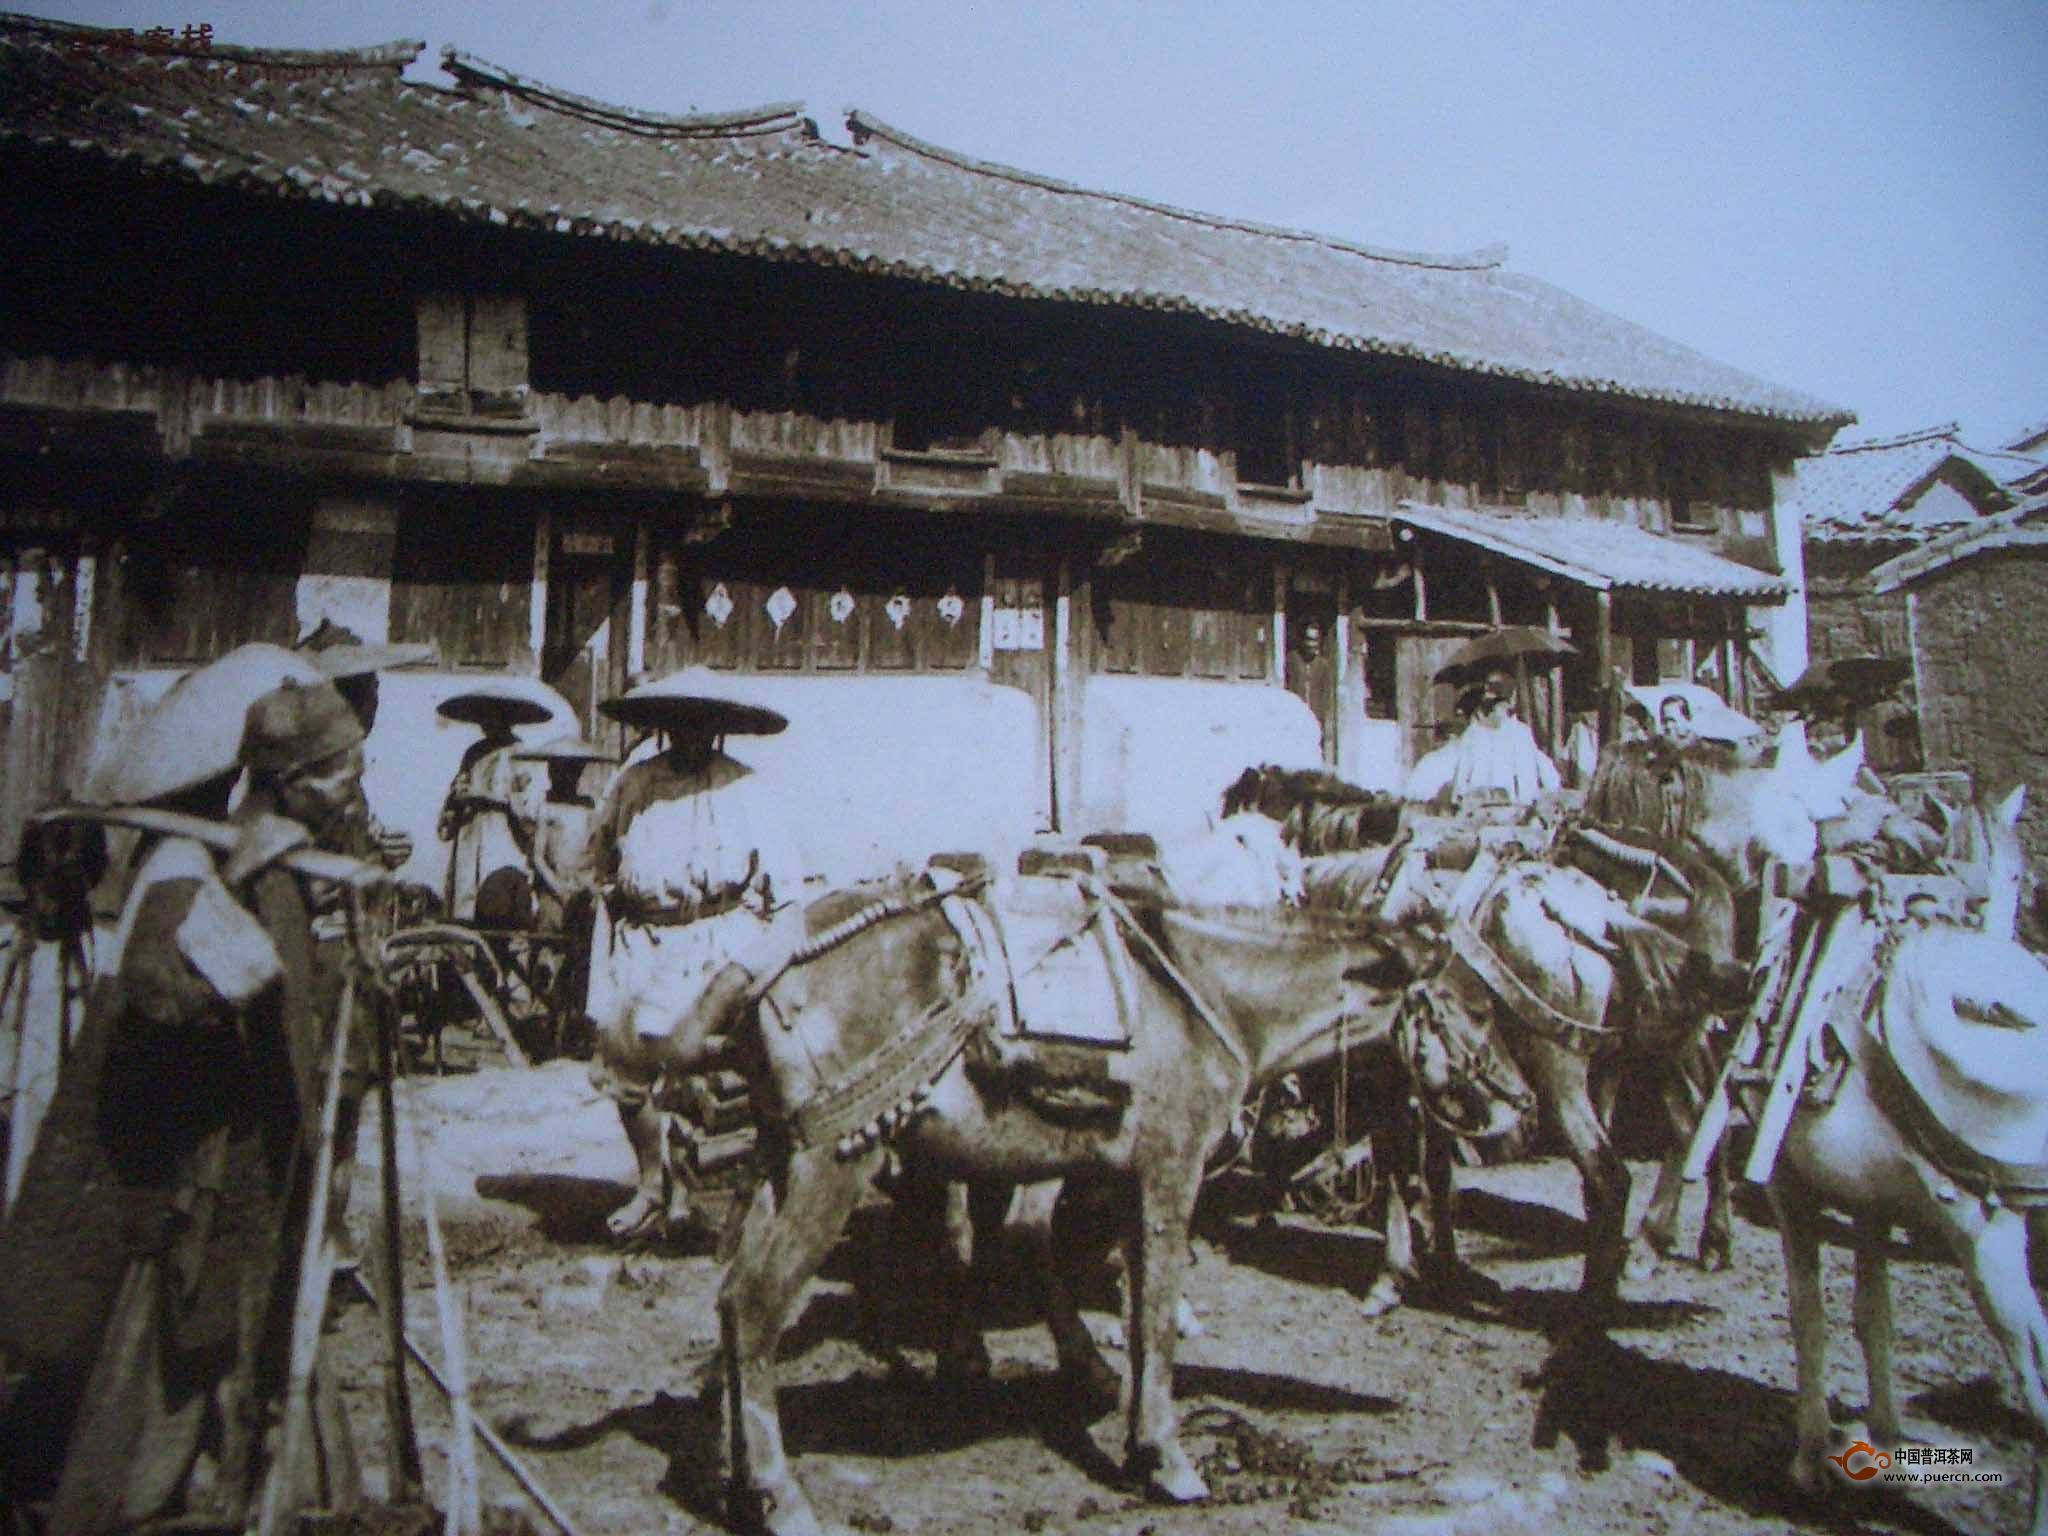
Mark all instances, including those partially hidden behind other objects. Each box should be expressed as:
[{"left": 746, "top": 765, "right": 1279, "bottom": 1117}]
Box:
[{"left": 241, "top": 676, "right": 365, "bottom": 777}]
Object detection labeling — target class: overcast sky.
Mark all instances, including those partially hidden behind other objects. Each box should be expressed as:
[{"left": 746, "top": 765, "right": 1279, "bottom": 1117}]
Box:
[{"left": 34, "top": 0, "right": 2048, "bottom": 450}]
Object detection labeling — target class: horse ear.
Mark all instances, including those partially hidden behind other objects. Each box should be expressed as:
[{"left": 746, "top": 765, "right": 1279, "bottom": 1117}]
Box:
[
  {"left": 1772, "top": 717, "right": 1814, "bottom": 773},
  {"left": 1997, "top": 782, "right": 2028, "bottom": 828}
]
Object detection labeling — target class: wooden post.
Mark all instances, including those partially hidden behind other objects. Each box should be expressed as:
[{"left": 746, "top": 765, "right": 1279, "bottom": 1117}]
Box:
[
  {"left": 1546, "top": 590, "right": 1565, "bottom": 759},
  {"left": 979, "top": 553, "right": 996, "bottom": 673},
  {"left": 1594, "top": 589, "right": 1615, "bottom": 742},
  {"left": 1412, "top": 538, "right": 1427, "bottom": 623},
  {"left": 627, "top": 519, "right": 649, "bottom": 682},
  {"left": 529, "top": 509, "right": 551, "bottom": 673},
  {"left": 1051, "top": 555, "right": 1071, "bottom": 831},
  {"left": 1333, "top": 568, "right": 1351, "bottom": 771},
  {"left": 1271, "top": 564, "right": 1288, "bottom": 683}
]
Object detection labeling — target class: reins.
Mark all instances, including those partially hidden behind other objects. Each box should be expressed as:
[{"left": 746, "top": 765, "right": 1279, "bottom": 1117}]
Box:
[{"left": 741, "top": 874, "right": 986, "bottom": 1010}]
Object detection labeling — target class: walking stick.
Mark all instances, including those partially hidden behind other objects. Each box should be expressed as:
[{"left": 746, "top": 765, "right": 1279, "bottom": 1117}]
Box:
[
  {"left": 420, "top": 1170, "right": 481, "bottom": 1536},
  {"left": 252, "top": 974, "right": 355, "bottom": 1536},
  {"left": 344, "top": 1268, "right": 587, "bottom": 1536},
  {"left": 373, "top": 992, "right": 425, "bottom": 1498}
]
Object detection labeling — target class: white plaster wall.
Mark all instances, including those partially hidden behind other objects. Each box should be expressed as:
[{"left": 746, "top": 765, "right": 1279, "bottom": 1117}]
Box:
[
  {"left": 1763, "top": 464, "right": 1811, "bottom": 686},
  {"left": 1076, "top": 676, "right": 1323, "bottom": 842},
  {"left": 697, "top": 673, "right": 1044, "bottom": 888}
]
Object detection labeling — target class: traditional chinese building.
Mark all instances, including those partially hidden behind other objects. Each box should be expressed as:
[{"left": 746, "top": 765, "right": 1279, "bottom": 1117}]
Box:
[
  {"left": 1779, "top": 423, "right": 2042, "bottom": 772},
  {"left": 0, "top": 13, "right": 1848, "bottom": 883},
  {"left": 1864, "top": 494, "right": 2048, "bottom": 866}
]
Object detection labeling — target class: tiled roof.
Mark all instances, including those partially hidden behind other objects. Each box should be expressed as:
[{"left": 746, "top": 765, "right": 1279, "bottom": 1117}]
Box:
[
  {"left": 1780, "top": 424, "right": 2041, "bottom": 543},
  {"left": 1392, "top": 501, "right": 1788, "bottom": 600},
  {"left": 0, "top": 12, "right": 1851, "bottom": 430},
  {"left": 1867, "top": 494, "right": 2048, "bottom": 593}
]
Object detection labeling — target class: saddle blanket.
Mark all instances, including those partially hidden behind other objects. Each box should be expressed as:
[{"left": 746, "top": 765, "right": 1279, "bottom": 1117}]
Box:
[
  {"left": 1875, "top": 926, "right": 2048, "bottom": 1171},
  {"left": 939, "top": 870, "right": 1139, "bottom": 1048}
]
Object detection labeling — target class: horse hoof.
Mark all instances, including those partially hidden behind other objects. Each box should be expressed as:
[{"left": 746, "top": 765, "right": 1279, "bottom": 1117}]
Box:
[
  {"left": 1788, "top": 1448, "right": 1827, "bottom": 1498},
  {"left": 1623, "top": 1241, "right": 1663, "bottom": 1281},
  {"left": 606, "top": 1190, "right": 664, "bottom": 1242},
  {"left": 1359, "top": 1276, "right": 1405, "bottom": 1319},
  {"left": 1698, "top": 1242, "right": 1733, "bottom": 1274},
  {"left": 1137, "top": 1446, "right": 1209, "bottom": 1504}
]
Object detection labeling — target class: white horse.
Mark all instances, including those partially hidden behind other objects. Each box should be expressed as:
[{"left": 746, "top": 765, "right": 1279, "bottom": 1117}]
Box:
[{"left": 1767, "top": 782, "right": 2048, "bottom": 1531}]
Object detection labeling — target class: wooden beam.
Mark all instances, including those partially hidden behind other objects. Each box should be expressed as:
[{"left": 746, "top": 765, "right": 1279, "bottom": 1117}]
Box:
[
  {"left": 1271, "top": 564, "right": 1288, "bottom": 683},
  {"left": 1546, "top": 592, "right": 1564, "bottom": 759},
  {"left": 628, "top": 519, "right": 649, "bottom": 682},
  {"left": 1333, "top": 569, "right": 1351, "bottom": 772}
]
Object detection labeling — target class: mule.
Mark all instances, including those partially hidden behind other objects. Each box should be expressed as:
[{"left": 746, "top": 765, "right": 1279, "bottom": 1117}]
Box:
[
  {"left": 660, "top": 871, "right": 1466, "bottom": 1536},
  {"left": 1765, "top": 783, "right": 2048, "bottom": 1529}
]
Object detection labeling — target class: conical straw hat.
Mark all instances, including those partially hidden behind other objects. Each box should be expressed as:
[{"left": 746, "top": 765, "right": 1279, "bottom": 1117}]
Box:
[
  {"left": 598, "top": 667, "right": 788, "bottom": 736},
  {"left": 83, "top": 643, "right": 324, "bottom": 805},
  {"left": 436, "top": 688, "right": 555, "bottom": 728}
]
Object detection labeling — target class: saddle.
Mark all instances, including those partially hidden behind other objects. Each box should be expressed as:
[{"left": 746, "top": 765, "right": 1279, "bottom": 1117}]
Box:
[
  {"left": 937, "top": 847, "right": 1145, "bottom": 1123},
  {"left": 1867, "top": 924, "right": 2048, "bottom": 1201}
]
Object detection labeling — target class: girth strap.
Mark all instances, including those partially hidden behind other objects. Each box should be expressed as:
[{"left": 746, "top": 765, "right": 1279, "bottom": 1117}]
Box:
[{"left": 1863, "top": 1036, "right": 2048, "bottom": 1209}]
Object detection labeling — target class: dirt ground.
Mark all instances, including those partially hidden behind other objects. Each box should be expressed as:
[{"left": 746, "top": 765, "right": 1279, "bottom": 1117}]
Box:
[{"left": 335, "top": 1061, "right": 2034, "bottom": 1536}]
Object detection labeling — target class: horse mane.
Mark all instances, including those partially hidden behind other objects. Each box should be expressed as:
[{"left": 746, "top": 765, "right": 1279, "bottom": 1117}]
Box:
[
  {"left": 1582, "top": 738, "right": 1740, "bottom": 843},
  {"left": 1299, "top": 850, "right": 1396, "bottom": 913},
  {"left": 1219, "top": 763, "right": 1402, "bottom": 851}
]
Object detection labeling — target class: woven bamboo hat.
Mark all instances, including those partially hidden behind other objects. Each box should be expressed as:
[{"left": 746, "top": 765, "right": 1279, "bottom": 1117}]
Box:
[
  {"left": 295, "top": 619, "right": 435, "bottom": 678},
  {"left": 436, "top": 688, "right": 555, "bottom": 729},
  {"left": 84, "top": 642, "right": 325, "bottom": 805},
  {"left": 598, "top": 667, "right": 788, "bottom": 736}
]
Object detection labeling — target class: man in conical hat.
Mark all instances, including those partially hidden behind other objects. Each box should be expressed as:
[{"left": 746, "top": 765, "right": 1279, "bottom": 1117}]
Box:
[
  {"left": 0, "top": 673, "right": 369, "bottom": 1532},
  {"left": 579, "top": 668, "right": 803, "bottom": 1241},
  {"left": 436, "top": 687, "right": 551, "bottom": 926},
  {"left": 295, "top": 619, "right": 433, "bottom": 870}
]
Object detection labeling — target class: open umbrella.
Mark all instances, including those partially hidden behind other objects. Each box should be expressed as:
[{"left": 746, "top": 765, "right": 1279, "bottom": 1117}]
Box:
[
  {"left": 1770, "top": 656, "right": 1911, "bottom": 713},
  {"left": 1432, "top": 626, "right": 1575, "bottom": 687},
  {"left": 1624, "top": 683, "right": 1760, "bottom": 744}
]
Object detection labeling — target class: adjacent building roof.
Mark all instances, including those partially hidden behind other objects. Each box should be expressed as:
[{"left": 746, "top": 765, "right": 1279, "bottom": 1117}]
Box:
[
  {"left": 1392, "top": 502, "right": 1789, "bottom": 601},
  {"left": 1867, "top": 494, "right": 2048, "bottom": 593},
  {"left": 0, "top": 11, "right": 1851, "bottom": 431},
  {"left": 1781, "top": 423, "right": 2041, "bottom": 543}
]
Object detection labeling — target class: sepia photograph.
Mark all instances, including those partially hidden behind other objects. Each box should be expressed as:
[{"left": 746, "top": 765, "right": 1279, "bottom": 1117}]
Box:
[{"left": 0, "top": 2, "right": 2045, "bottom": 1531}]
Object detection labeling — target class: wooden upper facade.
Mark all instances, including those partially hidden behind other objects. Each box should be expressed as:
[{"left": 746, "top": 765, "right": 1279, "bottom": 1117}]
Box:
[{"left": 0, "top": 14, "right": 1848, "bottom": 857}]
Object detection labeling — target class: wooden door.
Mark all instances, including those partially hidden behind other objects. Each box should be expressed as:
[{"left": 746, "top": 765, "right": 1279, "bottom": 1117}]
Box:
[
  {"left": 542, "top": 513, "right": 631, "bottom": 744},
  {"left": 987, "top": 549, "right": 1056, "bottom": 830},
  {"left": 1394, "top": 634, "right": 1468, "bottom": 778}
]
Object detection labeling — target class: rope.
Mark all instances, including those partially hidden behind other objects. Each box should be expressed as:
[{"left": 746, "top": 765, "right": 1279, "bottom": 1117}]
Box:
[{"left": 1571, "top": 824, "right": 1695, "bottom": 899}]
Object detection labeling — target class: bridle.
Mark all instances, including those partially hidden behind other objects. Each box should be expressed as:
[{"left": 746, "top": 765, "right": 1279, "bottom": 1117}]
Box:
[{"left": 1393, "top": 971, "right": 1535, "bottom": 1138}]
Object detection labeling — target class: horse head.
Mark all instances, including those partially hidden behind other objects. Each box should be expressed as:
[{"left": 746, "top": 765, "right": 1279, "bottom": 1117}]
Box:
[
  {"left": 1348, "top": 920, "right": 1533, "bottom": 1144},
  {"left": 1936, "top": 782, "right": 2029, "bottom": 942}
]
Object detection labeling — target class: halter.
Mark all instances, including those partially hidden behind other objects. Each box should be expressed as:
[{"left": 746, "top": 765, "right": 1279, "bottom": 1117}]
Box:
[{"left": 1394, "top": 975, "right": 1536, "bottom": 1137}]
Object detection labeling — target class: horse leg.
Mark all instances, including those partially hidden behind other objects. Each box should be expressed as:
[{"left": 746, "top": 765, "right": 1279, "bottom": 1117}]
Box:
[
  {"left": 1032, "top": 1181, "right": 1122, "bottom": 1412},
  {"left": 1548, "top": 1057, "right": 1631, "bottom": 1337},
  {"left": 1699, "top": 1140, "right": 1733, "bottom": 1273},
  {"left": 721, "top": 1147, "right": 873, "bottom": 1536},
  {"left": 934, "top": 1179, "right": 1005, "bottom": 1387},
  {"left": 1360, "top": 1140, "right": 1413, "bottom": 1319},
  {"left": 1850, "top": 1213, "right": 1901, "bottom": 1447},
  {"left": 1123, "top": 1160, "right": 1208, "bottom": 1504},
  {"left": 1948, "top": 1206, "right": 2048, "bottom": 1536},
  {"left": 1767, "top": 1174, "right": 1833, "bottom": 1496}
]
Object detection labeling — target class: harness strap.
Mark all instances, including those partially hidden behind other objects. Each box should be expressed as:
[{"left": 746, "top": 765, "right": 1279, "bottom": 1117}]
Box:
[
  {"left": 1864, "top": 1039, "right": 2048, "bottom": 1209},
  {"left": 1570, "top": 823, "right": 1696, "bottom": 900},
  {"left": 1088, "top": 879, "right": 1250, "bottom": 1073},
  {"left": 1446, "top": 912, "right": 1612, "bottom": 1042}
]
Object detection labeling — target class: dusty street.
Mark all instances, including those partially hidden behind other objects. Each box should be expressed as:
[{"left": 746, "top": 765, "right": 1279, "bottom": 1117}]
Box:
[{"left": 337, "top": 1063, "right": 2031, "bottom": 1536}]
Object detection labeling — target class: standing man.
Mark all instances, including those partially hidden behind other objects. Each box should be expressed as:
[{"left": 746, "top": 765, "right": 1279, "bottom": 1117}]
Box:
[
  {"left": 0, "top": 671, "right": 372, "bottom": 1533},
  {"left": 294, "top": 619, "right": 433, "bottom": 871},
  {"left": 580, "top": 669, "right": 803, "bottom": 1241},
  {"left": 1404, "top": 668, "right": 1560, "bottom": 809},
  {"left": 436, "top": 688, "right": 551, "bottom": 927},
  {"left": 1285, "top": 621, "right": 1337, "bottom": 761}
]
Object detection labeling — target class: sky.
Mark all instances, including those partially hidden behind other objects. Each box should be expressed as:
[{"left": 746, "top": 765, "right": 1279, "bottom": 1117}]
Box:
[{"left": 29, "top": 0, "right": 2048, "bottom": 449}]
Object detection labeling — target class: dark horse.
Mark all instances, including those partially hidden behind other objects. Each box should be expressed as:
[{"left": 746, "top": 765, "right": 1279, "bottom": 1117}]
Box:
[{"left": 656, "top": 869, "right": 1481, "bottom": 1536}]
